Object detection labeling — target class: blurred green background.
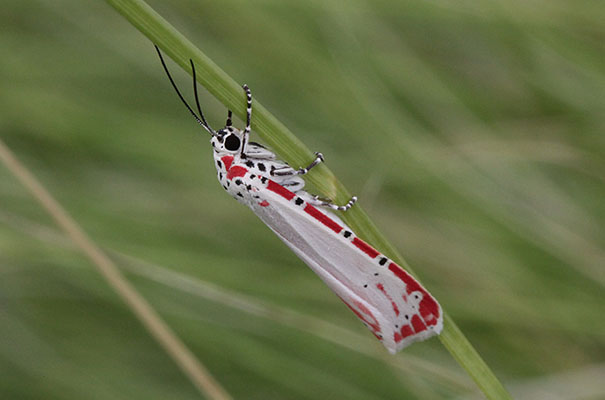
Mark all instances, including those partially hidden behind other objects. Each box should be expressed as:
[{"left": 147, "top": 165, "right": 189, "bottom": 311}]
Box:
[{"left": 1, "top": 0, "right": 604, "bottom": 398}]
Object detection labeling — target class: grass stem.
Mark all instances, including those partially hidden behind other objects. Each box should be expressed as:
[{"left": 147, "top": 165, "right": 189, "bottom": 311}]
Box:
[{"left": 105, "top": 0, "right": 512, "bottom": 398}]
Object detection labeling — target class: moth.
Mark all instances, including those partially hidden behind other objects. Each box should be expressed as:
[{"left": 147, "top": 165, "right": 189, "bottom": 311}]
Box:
[{"left": 155, "top": 46, "right": 442, "bottom": 353}]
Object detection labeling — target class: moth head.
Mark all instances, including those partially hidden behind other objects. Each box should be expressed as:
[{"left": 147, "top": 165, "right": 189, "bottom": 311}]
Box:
[{"left": 211, "top": 126, "right": 243, "bottom": 154}]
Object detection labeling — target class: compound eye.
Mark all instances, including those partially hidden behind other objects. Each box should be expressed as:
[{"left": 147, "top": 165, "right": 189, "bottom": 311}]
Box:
[{"left": 224, "top": 134, "right": 241, "bottom": 151}]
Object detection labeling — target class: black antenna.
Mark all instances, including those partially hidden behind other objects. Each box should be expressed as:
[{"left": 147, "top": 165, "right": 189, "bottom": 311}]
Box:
[
  {"left": 190, "top": 59, "right": 211, "bottom": 130},
  {"left": 154, "top": 45, "right": 215, "bottom": 136}
]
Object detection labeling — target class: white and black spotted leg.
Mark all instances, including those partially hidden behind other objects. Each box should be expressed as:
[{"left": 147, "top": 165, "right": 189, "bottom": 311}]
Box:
[
  {"left": 272, "top": 152, "right": 324, "bottom": 176},
  {"left": 226, "top": 110, "right": 233, "bottom": 127},
  {"left": 280, "top": 179, "right": 306, "bottom": 192},
  {"left": 240, "top": 84, "right": 252, "bottom": 158},
  {"left": 300, "top": 152, "right": 324, "bottom": 174},
  {"left": 309, "top": 194, "right": 358, "bottom": 211}
]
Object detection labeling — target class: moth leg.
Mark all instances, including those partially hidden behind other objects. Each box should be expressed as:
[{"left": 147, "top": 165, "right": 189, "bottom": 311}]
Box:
[
  {"left": 308, "top": 194, "right": 357, "bottom": 211},
  {"left": 272, "top": 152, "right": 324, "bottom": 176},
  {"left": 240, "top": 84, "right": 252, "bottom": 157},
  {"left": 280, "top": 179, "right": 305, "bottom": 192},
  {"left": 296, "top": 152, "right": 324, "bottom": 175},
  {"left": 226, "top": 109, "right": 233, "bottom": 127}
]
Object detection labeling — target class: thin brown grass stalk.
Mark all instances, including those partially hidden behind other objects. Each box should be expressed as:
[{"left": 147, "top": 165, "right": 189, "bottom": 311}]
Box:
[{"left": 0, "top": 137, "right": 232, "bottom": 400}]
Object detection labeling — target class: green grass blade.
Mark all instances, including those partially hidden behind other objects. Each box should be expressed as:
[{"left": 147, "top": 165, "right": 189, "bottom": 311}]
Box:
[{"left": 105, "top": 0, "right": 512, "bottom": 398}]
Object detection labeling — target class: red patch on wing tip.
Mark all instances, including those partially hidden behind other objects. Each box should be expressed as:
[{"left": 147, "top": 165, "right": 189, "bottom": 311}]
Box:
[
  {"left": 220, "top": 155, "right": 234, "bottom": 171},
  {"left": 411, "top": 315, "right": 427, "bottom": 333},
  {"left": 352, "top": 238, "right": 379, "bottom": 258},
  {"left": 259, "top": 200, "right": 270, "bottom": 207},
  {"left": 387, "top": 262, "right": 422, "bottom": 294},
  {"left": 419, "top": 299, "right": 440, "bottom": 326},
  {"left": 388, "top": 262, "right": 441, "bottom": 324},
  {"left": 226, "top": 166, "right": 248, "bottom": 180},
  {"left": 400, "top": 325, "right": 414, "bottom": 338},
  {"left": 394, "top": 332, "right": 403, "bottom": 343},
  {"left": 266, "top": 180, "right": 295, "bottom": 200},
  {"left": 303, "top": 204, "right": 342, "bottom": 233}
]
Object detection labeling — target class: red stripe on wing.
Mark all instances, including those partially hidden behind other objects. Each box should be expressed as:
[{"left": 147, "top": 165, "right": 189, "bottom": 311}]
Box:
[
  {"left": 376, "top": 283, "right": 400, "bottom": 316},
  {"left": 341, "top": 298, "right": 381, "bottom": 336},
  {"left": 352, "top": 237, "right": 379, "bottom": 258},
  {"left": 265, "top": 179, "right": 343, "bottom": 234},
  {"left": 266, "top": 179, "right": 296, "bottom": 200},
  {"left": 303, "top": 204, "right": 342, "bottom": 234}
]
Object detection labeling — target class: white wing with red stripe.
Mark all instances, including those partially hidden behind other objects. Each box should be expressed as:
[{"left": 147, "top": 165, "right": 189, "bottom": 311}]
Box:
[
  {"left": 155, "top": 50, "right": 442, "bottom": 353},
  {"left": 246, "top": 176, "right": 443, "bottom": 354}
]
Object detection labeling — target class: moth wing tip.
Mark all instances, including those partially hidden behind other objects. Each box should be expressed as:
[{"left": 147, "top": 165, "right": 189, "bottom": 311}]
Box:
[{"left": 434, "top": 315, "right": 444, "bottom": 335}]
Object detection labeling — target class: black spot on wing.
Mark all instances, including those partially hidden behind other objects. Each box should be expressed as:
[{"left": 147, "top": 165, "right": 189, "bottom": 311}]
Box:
[
  {"left": 295, "top": 197, "right": 304, "bottom": 206},
  {"left": 257, "top": 163, "right": 266, "bottom": 172},
  {"left": 246, "top": 160, "right": 254, "bottom": 168}
]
